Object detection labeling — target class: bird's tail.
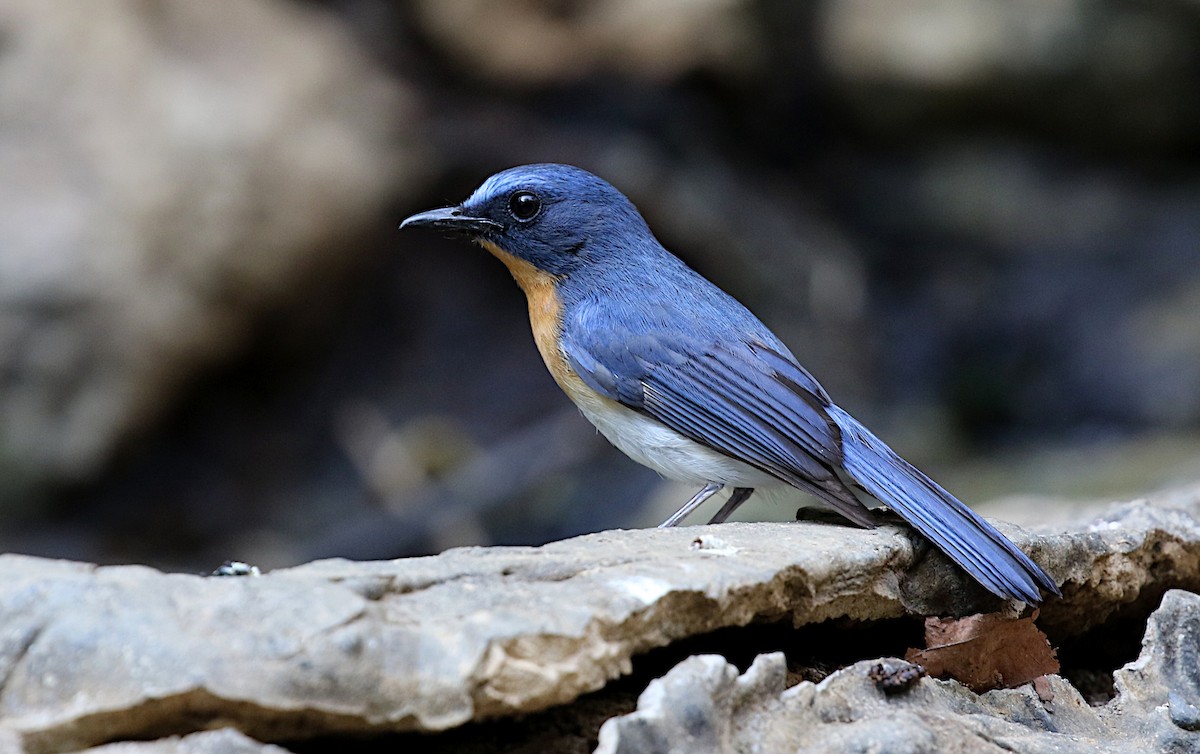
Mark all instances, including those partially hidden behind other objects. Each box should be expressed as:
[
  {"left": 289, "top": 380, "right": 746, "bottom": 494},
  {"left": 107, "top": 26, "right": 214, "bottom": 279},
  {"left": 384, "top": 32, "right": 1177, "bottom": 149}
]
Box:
[{"left": 827, "top": 405, "right": 1060, "bottom": 602}]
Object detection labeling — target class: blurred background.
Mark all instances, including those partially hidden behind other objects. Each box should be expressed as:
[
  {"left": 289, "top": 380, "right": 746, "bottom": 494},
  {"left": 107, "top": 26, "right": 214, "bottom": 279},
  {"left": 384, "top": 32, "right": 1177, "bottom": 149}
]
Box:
[{"left": 1, "top": 0, "right": 1199, "bottom": 572}]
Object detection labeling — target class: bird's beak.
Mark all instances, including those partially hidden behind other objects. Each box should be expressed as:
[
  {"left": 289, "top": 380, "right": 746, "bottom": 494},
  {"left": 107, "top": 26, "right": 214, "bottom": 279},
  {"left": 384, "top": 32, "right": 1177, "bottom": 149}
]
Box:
[{"left": 399, "top": 206, "right": 502, "bottom": 235}]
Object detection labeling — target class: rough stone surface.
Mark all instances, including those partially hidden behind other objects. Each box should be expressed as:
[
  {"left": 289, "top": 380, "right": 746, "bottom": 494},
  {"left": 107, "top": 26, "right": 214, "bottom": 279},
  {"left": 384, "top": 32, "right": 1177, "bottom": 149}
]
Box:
[
  {"left": 1113, "top": 590, "right": 1200, "bottom": 746},
  {"left": 595, "top": 615, "right": 1196, "bottom": 754},
  {"left": 71, "top": 729, "right": 288, "bottom": 754},
  {"left": 0, "top": 0, "right": 416, "bottom": 502},
  {"left": 597, "top": 589, "right": 1200, "bottom": 752},
  {"left": 1, "top": 489, "right": 1200, "bottom": 752}
]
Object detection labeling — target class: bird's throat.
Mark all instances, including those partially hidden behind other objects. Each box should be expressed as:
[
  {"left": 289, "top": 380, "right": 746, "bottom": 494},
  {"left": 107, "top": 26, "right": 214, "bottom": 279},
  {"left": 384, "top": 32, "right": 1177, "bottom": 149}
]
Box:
[{"left": 478, "top": 240, "right": 574, "bottom": 391}]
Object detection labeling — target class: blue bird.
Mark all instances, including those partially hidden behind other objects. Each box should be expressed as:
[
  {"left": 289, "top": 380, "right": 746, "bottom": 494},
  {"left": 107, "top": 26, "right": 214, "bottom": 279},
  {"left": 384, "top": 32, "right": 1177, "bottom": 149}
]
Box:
[{"left": 401, "top": 164, "right": 1059, "bottom": 603}]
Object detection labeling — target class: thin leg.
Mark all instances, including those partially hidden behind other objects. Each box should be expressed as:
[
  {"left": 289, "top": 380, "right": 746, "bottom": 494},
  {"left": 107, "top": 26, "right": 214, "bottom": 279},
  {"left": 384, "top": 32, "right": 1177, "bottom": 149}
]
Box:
[
  {"left": 708, "top": 487, "right": 754, "bottom": 524},
  {"left": 659, "top": 481, "right": 723, "bottom": 528}
]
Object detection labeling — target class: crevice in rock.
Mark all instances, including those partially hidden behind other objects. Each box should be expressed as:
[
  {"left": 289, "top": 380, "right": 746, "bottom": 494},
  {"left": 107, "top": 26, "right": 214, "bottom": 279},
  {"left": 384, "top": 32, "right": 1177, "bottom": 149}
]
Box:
[
  {"left": 629, "top": 616, "right": 928, "bottom": 684},
  {"left": 296, "top": 596, "right": 1176, "bottom": 751},
  {"left": 1038, "top": 528, "right": 1200, "bottom": 638},
  {"left": 286, "top": 617, "right": 928, "bottom": 753},
  {"left": 1054, "top": 585, "right": 1181, "bottom": 704},
  {"left": 290, "top": 681, "right": 637, "bottom": 754}
]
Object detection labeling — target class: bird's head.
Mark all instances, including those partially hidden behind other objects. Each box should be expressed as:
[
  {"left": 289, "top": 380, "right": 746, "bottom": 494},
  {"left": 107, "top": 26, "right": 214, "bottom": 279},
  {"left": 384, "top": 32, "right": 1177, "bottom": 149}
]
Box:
[{"left": 401, "top": 164, "right": 652, "bottom": 277}]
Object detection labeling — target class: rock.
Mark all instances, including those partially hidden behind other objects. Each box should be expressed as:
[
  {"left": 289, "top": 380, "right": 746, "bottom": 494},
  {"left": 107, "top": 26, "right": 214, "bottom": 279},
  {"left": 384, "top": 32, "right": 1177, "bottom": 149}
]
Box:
[
  {"left": 595, "top": 648, "right": 1174, "bottom": 753},
  {"left": 594, "top": 654, "right": 789, "bottom": 754},
  {"left": 73, "top": 729, "right": 289, "bottom": 754},
  {"left": 1, "top": 488, "right": 1200, "bottom": 751},
  {"left": 0, "top": 0, "right": 418, "bottom": 506},
  {"left": 0, "top": 523, "right": 916, "bottom": 752},
  {"left": 598, "top": 589, "right": 1200, "bottom": 752},
  {"left": 1113, "top": 590, "right": 1200, "bottom": 741}
]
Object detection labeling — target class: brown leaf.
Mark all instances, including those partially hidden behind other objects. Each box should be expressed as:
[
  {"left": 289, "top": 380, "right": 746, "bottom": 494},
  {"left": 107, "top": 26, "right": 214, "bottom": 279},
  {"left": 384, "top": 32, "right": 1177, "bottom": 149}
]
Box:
[{"left": 904, "top": 609, "right": 1058, "bottom": 693}]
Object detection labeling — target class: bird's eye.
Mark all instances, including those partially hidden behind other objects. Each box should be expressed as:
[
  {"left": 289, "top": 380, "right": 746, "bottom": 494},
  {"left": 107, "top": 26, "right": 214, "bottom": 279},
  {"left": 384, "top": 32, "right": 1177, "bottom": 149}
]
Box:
[{"left": 508, "top": 191, "right": 541, "bottom": 221}]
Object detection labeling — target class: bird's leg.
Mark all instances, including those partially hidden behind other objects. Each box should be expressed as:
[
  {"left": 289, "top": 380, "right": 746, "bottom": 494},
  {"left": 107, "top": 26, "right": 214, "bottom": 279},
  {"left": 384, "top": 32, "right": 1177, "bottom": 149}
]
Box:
[
  {"left": 658, "top": 481, "right": 723, "bottom": 528},
  {"left": 707, "top": 487, "right": 754, "bottom": 524}
]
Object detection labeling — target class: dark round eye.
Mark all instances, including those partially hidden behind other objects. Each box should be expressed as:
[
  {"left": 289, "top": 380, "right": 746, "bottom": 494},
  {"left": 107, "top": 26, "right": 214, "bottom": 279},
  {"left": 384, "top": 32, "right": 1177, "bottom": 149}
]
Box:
[{"left": 508, "top": 191, "right": 541, "bottom": 221}]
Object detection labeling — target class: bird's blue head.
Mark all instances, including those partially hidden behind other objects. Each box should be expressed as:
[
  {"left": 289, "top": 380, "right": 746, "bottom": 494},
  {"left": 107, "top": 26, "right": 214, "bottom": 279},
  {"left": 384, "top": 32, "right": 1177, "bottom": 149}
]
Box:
[{"left": 401, "top": 164, "right": 653, "bottom": 277}]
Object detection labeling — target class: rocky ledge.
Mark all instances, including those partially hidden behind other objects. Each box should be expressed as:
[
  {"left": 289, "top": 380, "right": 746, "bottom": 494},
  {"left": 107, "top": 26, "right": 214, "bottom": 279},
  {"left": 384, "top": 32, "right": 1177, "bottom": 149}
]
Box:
[{"left": 2, "top": 486, "right": 1200, "bottom": 753}]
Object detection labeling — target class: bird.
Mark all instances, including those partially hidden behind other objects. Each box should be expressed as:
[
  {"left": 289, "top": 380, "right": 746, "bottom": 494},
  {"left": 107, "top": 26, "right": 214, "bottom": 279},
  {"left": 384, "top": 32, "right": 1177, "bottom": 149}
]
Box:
[{"left": 401, "top": 163, "right": 1060, "bottom": 603}]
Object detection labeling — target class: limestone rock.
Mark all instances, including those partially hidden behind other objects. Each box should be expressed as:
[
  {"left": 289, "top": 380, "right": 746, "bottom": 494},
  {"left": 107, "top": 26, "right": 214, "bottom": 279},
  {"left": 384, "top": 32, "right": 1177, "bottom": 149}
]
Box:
[
  {"left": 599, "top": 588, "right": 1200, "bottom": 752},
  {"left": 1113, "top": 590, "right": 1200, "bottom": 744},
  {"left": 1, "top": 489, "right": 1199, "bottom": 752},
  {"left": 594, "top": 645, "right": 1181, "bottom": 753},
  {"left": 0, "top": 0, "right": 417, "bottom": 504},
  {"left": 0, "top": 522, "right": 920, "bottom": 752},
  {"left": 72, "top": 729, "right": 289, "bottom": 754}
]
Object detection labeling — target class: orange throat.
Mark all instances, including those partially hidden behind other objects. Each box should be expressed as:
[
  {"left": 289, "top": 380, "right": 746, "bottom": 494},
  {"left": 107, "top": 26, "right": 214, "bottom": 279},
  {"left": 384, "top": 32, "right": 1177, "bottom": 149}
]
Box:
[{"left": 478, "top": 240, "right": 574, "bottom": 390}]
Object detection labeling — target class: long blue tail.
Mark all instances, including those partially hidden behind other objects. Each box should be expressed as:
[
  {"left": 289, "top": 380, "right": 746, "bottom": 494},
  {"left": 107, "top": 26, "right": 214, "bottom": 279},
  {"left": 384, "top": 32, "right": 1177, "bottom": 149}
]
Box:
[{"left": 828, "top": 406, "right": 1059, "bottom": 602}]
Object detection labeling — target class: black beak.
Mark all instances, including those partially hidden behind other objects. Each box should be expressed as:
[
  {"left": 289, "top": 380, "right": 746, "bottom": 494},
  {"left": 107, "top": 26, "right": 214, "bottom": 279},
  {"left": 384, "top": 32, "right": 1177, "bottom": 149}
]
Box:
[{"left": 399, "top": 206, "right": 502, "bottom": 235}]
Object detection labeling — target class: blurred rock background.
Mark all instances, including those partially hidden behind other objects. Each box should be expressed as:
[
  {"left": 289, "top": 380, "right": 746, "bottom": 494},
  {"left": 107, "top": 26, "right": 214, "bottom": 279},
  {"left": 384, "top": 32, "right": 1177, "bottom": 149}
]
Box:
[{"left": 1, "top": 0, "right": 1198, "bottom": 571}]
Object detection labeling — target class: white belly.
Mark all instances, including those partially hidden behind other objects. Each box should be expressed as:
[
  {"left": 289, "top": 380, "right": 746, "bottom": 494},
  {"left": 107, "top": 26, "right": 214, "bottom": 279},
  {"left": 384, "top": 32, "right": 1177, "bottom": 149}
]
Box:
[{"left": 571, "top": 391, "right": 780, "bottom": 488}]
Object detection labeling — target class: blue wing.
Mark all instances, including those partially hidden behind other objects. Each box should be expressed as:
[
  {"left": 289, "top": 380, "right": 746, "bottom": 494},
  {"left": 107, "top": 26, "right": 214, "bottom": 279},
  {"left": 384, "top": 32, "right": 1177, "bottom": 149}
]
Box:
[{"left": 561, "top": 320, "right": 875, "bottom": 526}]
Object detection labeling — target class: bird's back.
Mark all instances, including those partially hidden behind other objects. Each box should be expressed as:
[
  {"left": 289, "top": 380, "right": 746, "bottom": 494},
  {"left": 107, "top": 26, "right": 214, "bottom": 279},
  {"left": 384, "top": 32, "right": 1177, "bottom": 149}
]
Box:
[{"left": 558, "top": 239, "right": 798, "bottom": 368}]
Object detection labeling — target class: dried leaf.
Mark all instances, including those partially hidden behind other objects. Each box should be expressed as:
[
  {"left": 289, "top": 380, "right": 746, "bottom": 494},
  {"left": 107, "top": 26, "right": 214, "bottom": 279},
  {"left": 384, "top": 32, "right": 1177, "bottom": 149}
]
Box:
[{"left": 904, "top": 609, "right": 1058, "bottom": 692}]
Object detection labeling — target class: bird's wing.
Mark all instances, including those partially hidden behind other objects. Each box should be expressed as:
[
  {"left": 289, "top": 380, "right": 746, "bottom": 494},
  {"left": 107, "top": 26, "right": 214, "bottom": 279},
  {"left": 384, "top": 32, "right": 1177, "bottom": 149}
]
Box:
[{"left": 562, "top": 326, "right": 874, "bottom": 525}]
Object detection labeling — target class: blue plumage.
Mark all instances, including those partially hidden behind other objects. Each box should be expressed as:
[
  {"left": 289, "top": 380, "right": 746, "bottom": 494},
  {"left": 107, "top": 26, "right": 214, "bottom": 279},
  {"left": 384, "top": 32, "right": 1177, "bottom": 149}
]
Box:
[
  {"left": 828, "top": 405, "right": 1058, "bottom": 602},
  {"left": 401, "top": 163, "right": 1060, "bottom": 602}
]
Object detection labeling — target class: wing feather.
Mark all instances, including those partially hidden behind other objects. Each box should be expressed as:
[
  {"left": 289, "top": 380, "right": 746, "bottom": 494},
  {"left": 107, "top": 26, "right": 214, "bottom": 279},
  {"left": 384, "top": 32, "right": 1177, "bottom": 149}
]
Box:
[{"left": 563, "top": 329, "right": 874, "bottom": 526}]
